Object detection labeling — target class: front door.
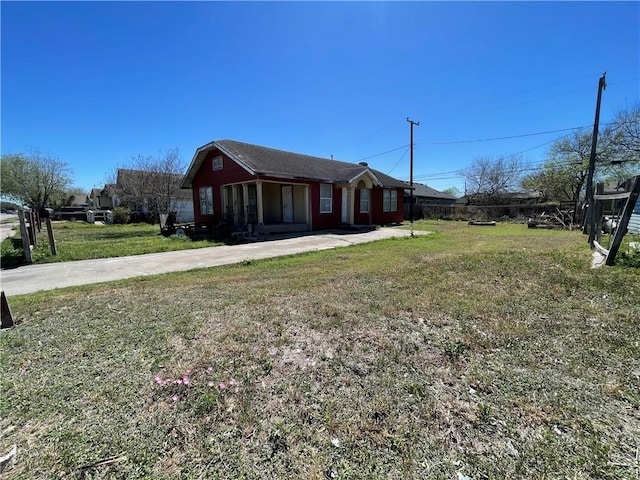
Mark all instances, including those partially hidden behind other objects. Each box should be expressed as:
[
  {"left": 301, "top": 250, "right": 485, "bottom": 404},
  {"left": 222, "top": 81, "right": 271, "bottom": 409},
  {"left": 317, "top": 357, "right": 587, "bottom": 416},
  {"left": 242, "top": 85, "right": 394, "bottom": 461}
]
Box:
[{"left": 282, "top": 185, "right": 293, "bottom": 223}]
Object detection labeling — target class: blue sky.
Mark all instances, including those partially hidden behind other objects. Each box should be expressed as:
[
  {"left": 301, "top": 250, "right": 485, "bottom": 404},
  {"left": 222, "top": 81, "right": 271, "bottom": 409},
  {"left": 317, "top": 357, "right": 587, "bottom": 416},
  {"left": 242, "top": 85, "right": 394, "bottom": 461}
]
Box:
[{"left": 2, "top": 1, "right": 639, "bottom": 194}]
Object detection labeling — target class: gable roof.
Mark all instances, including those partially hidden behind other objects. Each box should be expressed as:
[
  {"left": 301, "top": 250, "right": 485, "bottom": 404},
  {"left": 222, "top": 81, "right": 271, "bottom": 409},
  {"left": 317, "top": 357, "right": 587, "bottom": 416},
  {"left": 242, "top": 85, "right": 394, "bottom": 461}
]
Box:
[
  {"left": 406, "top": 183, "right": 458, "bottom": 200},
  {"left": 182, "top": 139, "right": 406, "bottom": 189}
]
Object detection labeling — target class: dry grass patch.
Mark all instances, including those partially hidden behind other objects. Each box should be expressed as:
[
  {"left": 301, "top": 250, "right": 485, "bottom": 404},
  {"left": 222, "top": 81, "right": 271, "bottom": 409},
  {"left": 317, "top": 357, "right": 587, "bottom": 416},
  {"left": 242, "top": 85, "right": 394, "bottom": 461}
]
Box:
[{"left": 1, "top": 221, "right": 638, "bottom": 479}]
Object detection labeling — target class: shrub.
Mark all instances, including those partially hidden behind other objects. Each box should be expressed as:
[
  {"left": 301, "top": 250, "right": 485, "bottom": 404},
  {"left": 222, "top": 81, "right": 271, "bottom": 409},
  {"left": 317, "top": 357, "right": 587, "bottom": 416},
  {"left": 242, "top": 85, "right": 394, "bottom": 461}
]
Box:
[
  {"left": 616, "top": 235, "right": 640, "bottom": 268},
  {"left": 0, "top": 241, "right": 25, "bottom": 268},
  {"left": 112, "top": 207, "right": 131, "bottom": 224},
  {"left": 617, "top": 249, "right": 640, "bottom": 267}
]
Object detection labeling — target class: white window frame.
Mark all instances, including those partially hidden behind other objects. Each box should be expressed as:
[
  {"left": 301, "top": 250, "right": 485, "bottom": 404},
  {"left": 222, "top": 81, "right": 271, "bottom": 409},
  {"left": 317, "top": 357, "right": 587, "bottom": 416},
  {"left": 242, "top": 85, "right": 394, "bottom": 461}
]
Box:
[
  {"left": 383, "top": 189, "right": 397, "bottom": 212},
  {"left": 360, "top": 188, "right": 370, "bottom": 213},
  {"left": 212, "top": 156, "right": 223, "bottom": 171},
  {"left": 199, "top": 186, "right": 213, "bottom": 215},
  {"left": 320, "top": 183, "right": 332, "bottom": 213}
]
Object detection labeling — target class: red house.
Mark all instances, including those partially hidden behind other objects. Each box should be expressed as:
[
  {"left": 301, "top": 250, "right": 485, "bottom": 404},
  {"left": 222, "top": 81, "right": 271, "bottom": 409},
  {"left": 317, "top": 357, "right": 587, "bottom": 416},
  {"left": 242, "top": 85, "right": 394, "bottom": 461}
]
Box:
[{"left": 181, "top": 140, "right": 406, "bottom": 234}]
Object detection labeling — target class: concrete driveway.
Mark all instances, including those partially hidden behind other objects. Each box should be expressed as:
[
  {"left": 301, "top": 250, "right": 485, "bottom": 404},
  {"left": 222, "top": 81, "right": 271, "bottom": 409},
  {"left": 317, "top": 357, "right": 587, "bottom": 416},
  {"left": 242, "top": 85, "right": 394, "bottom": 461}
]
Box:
[
  {"left": 0, "top": 227, "right": 426, "bottom": 297},
  {"left": 0, "top": 214, "right": 19, "bottom": 242}
]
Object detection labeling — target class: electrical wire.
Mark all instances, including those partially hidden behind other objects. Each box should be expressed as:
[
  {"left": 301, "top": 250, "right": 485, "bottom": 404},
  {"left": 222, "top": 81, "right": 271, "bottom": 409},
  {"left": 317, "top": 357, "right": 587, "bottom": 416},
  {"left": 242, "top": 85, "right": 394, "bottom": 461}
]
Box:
[
  {"left": 386, "top": 147, "right": 410, "bottom": 175},
  {"left": 417, "top": 125, "right": 593, "bottom": 146}
]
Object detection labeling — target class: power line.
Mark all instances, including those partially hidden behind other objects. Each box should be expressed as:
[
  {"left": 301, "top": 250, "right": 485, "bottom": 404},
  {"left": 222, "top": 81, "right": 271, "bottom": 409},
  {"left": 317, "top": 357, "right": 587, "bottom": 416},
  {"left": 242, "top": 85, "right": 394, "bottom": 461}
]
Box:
[
  {"left": 418, "top": 125, "right": 592, "bottom": 146},
  {"left": 400, "top": 131, "right": 581, "bottom": 182},
  {"left": 355, "top": 145, "right": 408, "bottom": 162},
  {"left": 389, "top": 117, "right": 638, "bottom": 183},
  {"left": 386, "top": 147, "right": 410, "bottom": 175},
  {"left": 356, "top": 122, "right": 614, "bottom": 163},
  {"left": 409, "top": 156, "right": 625, "bottom": 184}
]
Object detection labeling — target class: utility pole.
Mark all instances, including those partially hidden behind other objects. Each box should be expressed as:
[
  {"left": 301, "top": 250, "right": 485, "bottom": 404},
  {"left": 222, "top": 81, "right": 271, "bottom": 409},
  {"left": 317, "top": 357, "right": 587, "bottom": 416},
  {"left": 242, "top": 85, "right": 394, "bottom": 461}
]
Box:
[
  {"left": 583, "top": 72, "right": 606, "bottom": 243},
  {"left": 407, "top": 117, "right": 420, "bottom": 229}
]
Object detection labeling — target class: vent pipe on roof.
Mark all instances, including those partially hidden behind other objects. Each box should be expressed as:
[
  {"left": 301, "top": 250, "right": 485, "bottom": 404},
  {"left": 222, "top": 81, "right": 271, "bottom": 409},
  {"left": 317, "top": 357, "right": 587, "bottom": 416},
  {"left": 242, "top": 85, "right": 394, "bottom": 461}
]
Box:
[{"left": 359, "top": 162, "right": 368, "bottom": 167}]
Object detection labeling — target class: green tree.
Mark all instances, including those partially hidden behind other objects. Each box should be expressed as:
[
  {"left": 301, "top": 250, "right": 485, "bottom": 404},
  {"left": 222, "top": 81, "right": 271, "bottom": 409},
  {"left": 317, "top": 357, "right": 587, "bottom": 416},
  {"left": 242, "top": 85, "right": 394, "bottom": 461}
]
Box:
[
  {"left": 522, "top": 130, "right": 591, "bottom": 204},
  {"left": 522, "top": 162, "right": 576, "bottom": 204},
  {"left": 0, "top": 150, "right": 73, "bottom": 212},
  {"left": 442, "top": 186, "right": 461, "bottom": 197},
  {"left": 522, "top": 104, "right": 639, "bottom": 222}
]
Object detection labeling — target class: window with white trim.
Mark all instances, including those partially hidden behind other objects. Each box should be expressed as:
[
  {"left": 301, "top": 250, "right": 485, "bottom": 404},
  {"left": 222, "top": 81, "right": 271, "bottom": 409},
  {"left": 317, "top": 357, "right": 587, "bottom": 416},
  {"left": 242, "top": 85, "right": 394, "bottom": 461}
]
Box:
[
  {"left": 360, "top": 188, "right": 370, "bottom": 213},
  {"left": 320, "top": 184, "right": 332, "bottom": 213},
  {"left": 383, "top": 189, "right": 397, "bottom": 212},
  {"left": 212, "top": 156, "right": 223, "bottom": 170},
  {"left": 199, "top": 186, "right": 213, "bottom": 215}
]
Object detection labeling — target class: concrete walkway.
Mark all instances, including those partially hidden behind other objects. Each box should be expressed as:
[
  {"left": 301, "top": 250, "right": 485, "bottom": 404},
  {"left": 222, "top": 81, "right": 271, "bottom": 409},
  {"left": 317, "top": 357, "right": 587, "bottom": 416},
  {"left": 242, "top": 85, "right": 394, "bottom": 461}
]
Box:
[{"left": 0, "top": 227, "right": 424, "bottom": 297}]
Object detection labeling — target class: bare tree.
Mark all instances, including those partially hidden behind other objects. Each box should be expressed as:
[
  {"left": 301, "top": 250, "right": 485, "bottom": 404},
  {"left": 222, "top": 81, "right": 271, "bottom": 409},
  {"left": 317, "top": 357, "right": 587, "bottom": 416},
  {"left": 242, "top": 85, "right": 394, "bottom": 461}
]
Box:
[
  {"left": 464, "top": 155, "right": 524, "bottom": 202},
  {"left": 0, "top": 150, "right": 72, "bottom": 212},
  {"left": 115, "top": 148, "right": 186, "bottom": 222},
  {"left": 606, "top": 102, "right": 640, "bottom": 163},
  {"left": 521, "top": 115, "right": 636, "bottom": 222}
]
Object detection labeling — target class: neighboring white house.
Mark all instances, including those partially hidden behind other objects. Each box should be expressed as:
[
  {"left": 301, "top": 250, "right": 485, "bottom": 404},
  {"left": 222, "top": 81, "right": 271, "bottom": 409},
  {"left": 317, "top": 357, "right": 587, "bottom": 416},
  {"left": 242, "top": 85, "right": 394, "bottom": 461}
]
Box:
[
  {"left": 115, "top": 168, "right": 194, "bottom": 223},
  {"left": 172, "top": 188, "right": 194, "bottom": 223}
]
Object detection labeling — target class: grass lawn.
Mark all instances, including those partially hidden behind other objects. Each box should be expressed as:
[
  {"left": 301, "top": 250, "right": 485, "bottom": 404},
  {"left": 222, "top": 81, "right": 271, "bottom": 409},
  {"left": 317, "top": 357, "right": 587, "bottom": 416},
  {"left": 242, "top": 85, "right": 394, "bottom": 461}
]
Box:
[
  {"left": 0, "top": 221, "right": 225, "bottom": 267},
  {"left": 0, "top": 221, "right": 639, "bottom": 479}
]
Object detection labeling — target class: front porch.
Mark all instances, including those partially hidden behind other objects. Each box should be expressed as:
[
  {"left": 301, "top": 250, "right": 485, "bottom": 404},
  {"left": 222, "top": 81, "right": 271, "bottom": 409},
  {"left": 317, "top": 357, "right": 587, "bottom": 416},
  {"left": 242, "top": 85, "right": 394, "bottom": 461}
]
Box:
[{"left": 222, "top": 180, "right": 312, "bottom": 234}]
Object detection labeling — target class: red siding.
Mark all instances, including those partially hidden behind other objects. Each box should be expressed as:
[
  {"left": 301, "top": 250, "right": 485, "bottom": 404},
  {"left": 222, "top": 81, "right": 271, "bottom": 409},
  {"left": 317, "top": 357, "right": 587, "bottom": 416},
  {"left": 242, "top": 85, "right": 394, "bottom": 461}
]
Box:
[
  {"left": 191, "top": 150, "right": 254, "bottom": 224},
  {"left": 354, "top": 189, "right": 373, "bottom": 225},
  {"left": 189, "top": 149, "right": 404, "bottom": 229},
  {"left": 370, "top": 187, "right": 405, "bottom": 225},
  {"left": 309, "top": 183, "right": 341, "bottom": 230}
]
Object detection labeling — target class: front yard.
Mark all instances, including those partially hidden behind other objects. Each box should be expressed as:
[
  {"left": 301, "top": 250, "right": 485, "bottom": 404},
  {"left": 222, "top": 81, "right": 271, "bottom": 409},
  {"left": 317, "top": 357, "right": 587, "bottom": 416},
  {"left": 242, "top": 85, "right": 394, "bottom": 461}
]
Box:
[
  {"left": 0, "top": 221, "right": 638, "bottom": 478},
  {"left": 0, "top": 221, "right": 223, "bottom": 267}
]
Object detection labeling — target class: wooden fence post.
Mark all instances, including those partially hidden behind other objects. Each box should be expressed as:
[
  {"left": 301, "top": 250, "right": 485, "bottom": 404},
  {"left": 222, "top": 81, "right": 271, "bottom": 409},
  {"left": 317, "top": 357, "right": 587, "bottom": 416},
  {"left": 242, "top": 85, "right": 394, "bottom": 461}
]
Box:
[
  {"left": 45, "top": 217, "right": 57, "bottom": 255},
  {"left": 27, "top": 211, "right": 37, "bottom": 246},
  {"left": 1, "top": 291, "right": 14, "bottom": 329},
  {"left": 17, "top": 210, "right": 33, "bottom": 264}
]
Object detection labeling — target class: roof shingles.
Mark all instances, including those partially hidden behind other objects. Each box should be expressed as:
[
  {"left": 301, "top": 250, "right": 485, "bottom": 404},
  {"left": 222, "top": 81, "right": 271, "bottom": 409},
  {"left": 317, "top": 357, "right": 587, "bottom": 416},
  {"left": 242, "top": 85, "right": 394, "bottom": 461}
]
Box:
[{"left": 184, "top": 139, "right": 406, "bottom": 188}]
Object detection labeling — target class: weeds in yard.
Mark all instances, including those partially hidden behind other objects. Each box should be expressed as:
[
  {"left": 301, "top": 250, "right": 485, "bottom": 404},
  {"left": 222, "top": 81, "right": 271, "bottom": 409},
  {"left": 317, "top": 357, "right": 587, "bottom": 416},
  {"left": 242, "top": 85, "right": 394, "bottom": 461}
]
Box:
[
  {"left": 1, "top": 221, "right": 638, "bottom": 479},
  {"left": 443, "top": 340, "right": 467, "bottom": 362},
  {"left": 595, "top": 233, "right": 640, "bottom": 267}
]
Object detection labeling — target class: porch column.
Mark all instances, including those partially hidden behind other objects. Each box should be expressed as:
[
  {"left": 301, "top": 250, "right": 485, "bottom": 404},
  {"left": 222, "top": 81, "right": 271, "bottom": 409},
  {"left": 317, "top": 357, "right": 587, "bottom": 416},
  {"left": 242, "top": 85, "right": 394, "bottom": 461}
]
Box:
[
  {"left": 220, "top": 186, "right": 226, "bottom": 218},
  {"left": 242, "top": 183, "right": 249, "bottom": 225},
  {"left": 232, "top": 186, "right": 240, "bottom": 222},
  {"left": 348, "top": 186, "right": 356, "bottom": 225},
  {"left": 304, "top": 184, "right": 310, "bottom": 230},
  {"left": 256, "top": 181, "right": 264, "bottom": 225}
]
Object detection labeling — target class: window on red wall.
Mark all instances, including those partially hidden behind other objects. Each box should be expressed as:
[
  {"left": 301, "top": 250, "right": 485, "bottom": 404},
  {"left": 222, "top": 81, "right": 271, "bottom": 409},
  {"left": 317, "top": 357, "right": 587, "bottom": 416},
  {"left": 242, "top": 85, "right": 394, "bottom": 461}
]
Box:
[
  {"left": 199, "top": 186, "right": 213, "bottom": 215},
  {"left": 360, "top": 188, "right": 370, "bottom": 213},
  {"left": 383, "top": 189, "right": 397, "bottom": 212},
  {"left": 212, "top": 156, "right": 223, "bottom": 170},
  {"left": 320, "top": 184, "right": 332, "bottom": 213}
]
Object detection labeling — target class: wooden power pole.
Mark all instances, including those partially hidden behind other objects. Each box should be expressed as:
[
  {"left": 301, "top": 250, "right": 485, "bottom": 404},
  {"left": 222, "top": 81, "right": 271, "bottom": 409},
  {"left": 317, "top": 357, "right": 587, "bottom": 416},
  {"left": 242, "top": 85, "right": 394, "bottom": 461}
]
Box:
[
  {"left": 406, "top": 117, "right": 420, "bottom": 227},
  {"left": 583, "top": 72, "right": 607, "bottom": 243}
]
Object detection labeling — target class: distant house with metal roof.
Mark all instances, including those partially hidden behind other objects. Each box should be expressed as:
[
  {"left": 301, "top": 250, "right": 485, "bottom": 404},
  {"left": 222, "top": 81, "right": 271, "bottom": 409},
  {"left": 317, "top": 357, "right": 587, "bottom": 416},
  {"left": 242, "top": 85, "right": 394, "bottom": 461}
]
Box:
[
  {"left": 405, "top": 183, "right": 457, "bottom": 206},
  {"left": 181, "top": 139, "right": 406, "bottom": 233}
]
